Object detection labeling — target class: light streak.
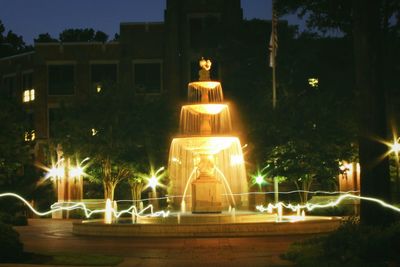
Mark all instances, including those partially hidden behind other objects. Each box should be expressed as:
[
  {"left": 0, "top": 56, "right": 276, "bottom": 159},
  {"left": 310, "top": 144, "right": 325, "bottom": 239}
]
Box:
[
  {"left": 2, "top": 192, "right": 399, "bottom": 225},
  {"left": 0, "top": 193, "right": 169, "bottom": 220},
  {"left": 256, "top": 194, "right": 400, "bottom": 214},
  {"left": 224, "top": 190, "right": 360, "bottom": 196}
]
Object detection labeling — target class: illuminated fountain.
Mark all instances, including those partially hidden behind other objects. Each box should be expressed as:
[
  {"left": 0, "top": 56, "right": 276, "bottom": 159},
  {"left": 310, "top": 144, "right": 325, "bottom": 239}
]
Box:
[
  {"left": 0, "top": 59, "right": 356, "bottom": 237},
  {"left": 168, "top": 58, "right": 248, "bottom": 213}
]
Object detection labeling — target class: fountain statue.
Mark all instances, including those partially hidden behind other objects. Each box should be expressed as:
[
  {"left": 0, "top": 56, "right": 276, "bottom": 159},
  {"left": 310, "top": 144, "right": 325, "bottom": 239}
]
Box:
[{"left": 168, "top": 58, "right": 248, "bottom": 213}]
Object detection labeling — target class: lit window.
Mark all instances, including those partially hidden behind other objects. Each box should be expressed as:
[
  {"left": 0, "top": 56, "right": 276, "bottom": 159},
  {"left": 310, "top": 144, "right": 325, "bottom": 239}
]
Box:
[
  {"left": 30, "top": 89, "right": 35, "bottom": 100},
  {"left": 96, "top": 85, "right": 102, "bottom": 93},
  {"left": 24, "top": 130, "right": 35, "bottom": 141},
  {"left": 308, "top": 78, "right": 319, "bottom": 88},
  {"left": 23, "top": 89, "right": 35, "bottom": 102}
]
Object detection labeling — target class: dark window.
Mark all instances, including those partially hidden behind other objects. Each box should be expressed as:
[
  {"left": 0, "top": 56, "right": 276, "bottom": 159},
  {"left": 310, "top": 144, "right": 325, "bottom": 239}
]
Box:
[
  {"left": 48, "top": 65, "right": 75, "bottom": 95},
  {"left": 22, "top": 72, "right": 33, "bottom": 90},
  {"left": 2, "top": 76, "right": 16, "bottom": 97},
  {"left": 48, "top": 108, "right": 63, "bottom": 138},
  {"left": 189, "top": 15, "right": 220, "bottom": 48},
  {"left": 190, "top": 60, "right": 219, "bottom": 82},
  {"left": 91, "top": 64, "right": 117, "bottom": 84},
  {"left": 134, "top": 63, "right": 161, "bottom": 93}
]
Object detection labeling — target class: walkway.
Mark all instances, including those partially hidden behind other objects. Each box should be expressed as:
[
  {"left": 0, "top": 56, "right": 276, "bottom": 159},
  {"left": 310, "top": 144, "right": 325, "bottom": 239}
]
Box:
[{"left": 5, "top": 219, "right": 319, "bottom": 267}]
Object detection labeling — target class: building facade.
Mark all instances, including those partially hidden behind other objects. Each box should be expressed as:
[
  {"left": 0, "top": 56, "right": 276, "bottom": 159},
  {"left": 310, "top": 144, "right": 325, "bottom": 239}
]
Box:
[{"left": 0, "top": 0, "right": 243, "bottom": 157}]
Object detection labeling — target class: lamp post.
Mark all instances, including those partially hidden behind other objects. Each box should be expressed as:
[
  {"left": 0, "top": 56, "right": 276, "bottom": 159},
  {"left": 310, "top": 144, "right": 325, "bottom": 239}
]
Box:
[{"left": 390, "top": 138, "right": 400, "bottom": 201}]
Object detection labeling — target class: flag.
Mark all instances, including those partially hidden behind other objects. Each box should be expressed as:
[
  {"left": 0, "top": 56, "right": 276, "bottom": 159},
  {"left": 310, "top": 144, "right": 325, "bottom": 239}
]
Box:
[{"left": 269, "top": 6, "right": 278, "bottom": 68}]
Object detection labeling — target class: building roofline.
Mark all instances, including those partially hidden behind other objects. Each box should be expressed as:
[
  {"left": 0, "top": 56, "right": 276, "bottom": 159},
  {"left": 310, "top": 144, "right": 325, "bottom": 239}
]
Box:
[
  {"left": 34, "top": 41, "right": 119, "bottom": 46},
  {"left": 120, "top": 22, "right": 164, "bottom": 26},
  {"left": 0, "top": 51, "right": 35, "bottom": 61}
]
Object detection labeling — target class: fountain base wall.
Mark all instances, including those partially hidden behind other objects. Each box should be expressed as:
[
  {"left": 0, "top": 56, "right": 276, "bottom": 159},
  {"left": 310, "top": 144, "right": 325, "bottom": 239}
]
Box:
[{"left": 73, "top": 214, "right": 342, "bottom": 237}]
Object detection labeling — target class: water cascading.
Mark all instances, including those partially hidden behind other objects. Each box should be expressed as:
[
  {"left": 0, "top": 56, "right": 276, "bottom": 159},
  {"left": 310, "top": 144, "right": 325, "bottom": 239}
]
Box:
[{"left": 168, "top": 58, "right": 248, "bottom": 213}]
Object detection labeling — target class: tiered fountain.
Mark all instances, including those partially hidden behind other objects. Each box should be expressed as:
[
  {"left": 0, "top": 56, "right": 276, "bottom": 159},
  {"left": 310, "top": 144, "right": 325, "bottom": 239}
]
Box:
[
  {"left": 168, "top": 58, "right": 248, "bottom": 213},
  {"left": 72, "top": 58, "right": 342, "bottom": 237}
]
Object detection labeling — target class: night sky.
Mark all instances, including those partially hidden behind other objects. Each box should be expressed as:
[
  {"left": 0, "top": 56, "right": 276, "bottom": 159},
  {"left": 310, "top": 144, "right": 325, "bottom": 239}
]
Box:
[{"left": 0, "top": 0, "right": 301, "bottom": 44}]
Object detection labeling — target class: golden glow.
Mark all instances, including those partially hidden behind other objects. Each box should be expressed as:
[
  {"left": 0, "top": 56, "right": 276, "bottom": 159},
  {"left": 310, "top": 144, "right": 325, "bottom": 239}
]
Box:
[
  {"left": 47, "top": 166, "right": 65, "bottom": 179},
  {"left": 390, "top": 138, "right": 400, "bottom": 154},
  {"left": 144, "top": 166, "right": 166, "bottom": 191},
  {"left": 24, "top": 130, "right": 35, "bottom": 141},
  {"left": 23, "top": 89, "right": 35, "bottom": 102},
  {"left": 189, "top": 81, "right": 221, "bottom": 90},
  {"left": 255, "top": 175, "right": 264, "bottom": 185},
  {"left": 230, "top": 154, "right": 244, "bottom": 166},
  {"left": 308, "top": 78, "right": 319, "bottom": 88},
  {"left": 182, "top": 104, "right": 227, "bottom": 115},
  {"left": 96, "top": 85, "right": 102, "bottom": 93},
  {"left": 339, "top": 161, "right": 353, "bottom": 173},
  {"left": 69, "top": 166, "right": 84, "bottom": 178},
  {"left": 91, "top": 128, "right": 98, "bottom": 136},
  {"left": 172, "top": 137, "right": 239, "bottom": 155},
  {"left": 104, "top": 199, "right": 113, "bottom": 224}
]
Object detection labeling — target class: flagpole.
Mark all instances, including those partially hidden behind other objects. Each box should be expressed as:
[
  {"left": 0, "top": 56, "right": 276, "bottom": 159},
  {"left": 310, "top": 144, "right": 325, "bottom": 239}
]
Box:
[
  {"left": 272, "top": 59, "right": 276, "bottom": 109},
  {"left": 271, "top": 0, "right": 277, "bottom": 110},
  {"left": 271, "top": 0, "right": 279, "bottom": 204}
]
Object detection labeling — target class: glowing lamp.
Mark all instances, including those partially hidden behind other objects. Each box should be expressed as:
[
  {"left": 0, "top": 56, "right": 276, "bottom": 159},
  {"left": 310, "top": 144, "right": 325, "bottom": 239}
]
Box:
[
  {"left": 47, "top": 167, "right": 65, "bottom": 179},
  {"left": 255, "top": 175, "right": 265, "bottom": 186},
  {"left": 391, "top": 138, "right": 400, "bottom": 154},
  {"left": 69, "top": 166, "right": 83, "bottom": 178},
  {"left": 148, "top": 176, "right": 158, "bottom": 190}
]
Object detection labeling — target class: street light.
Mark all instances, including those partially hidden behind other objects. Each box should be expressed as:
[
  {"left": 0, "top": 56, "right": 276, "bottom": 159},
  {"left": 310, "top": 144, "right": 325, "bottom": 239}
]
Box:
[{"left": 390, "top": 137, "right": 400, "bottom": 202}]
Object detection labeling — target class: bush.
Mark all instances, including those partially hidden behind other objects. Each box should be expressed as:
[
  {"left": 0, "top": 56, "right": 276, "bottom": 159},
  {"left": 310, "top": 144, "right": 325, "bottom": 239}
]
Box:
[
  {"left": 0, "top": 212, "right": 28, "bottom": 226},
  {"left": 13, "top": 215, "right": 28, "bottom": 226},
  {"left": 283, "top": 218, "right": 400, "bottom": 267},
  {"left": 0, "top": 222, "right": 24, "bottom": 262},
  {"left": 0, "top": 212, "right": 14, "bottom": 224}
]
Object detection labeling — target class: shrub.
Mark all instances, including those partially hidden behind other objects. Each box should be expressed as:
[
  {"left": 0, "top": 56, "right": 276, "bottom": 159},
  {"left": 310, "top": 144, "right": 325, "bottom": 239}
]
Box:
[
  {"left": 0, "top": 212, "right": 14, "bottom": 224},
  {"left": 13, "top": 215, "right": 28, "bottom": 226},
  {"left": 0, "top": 222, "right": 24, "bottom": 262},
  {"left": 0, "top": 212, "right": 28, "bottom": 226},
  {"left": 283, "top": 218, "right": 400, "bottom": 267}
]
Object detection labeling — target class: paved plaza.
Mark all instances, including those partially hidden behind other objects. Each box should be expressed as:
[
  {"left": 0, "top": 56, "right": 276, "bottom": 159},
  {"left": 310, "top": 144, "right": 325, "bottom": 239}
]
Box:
[{"left": 0, "top": 219, "right": 323, "bottom": 267}]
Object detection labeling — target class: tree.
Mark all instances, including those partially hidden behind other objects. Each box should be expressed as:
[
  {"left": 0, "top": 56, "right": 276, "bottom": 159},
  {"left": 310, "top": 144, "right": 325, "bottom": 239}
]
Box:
[
  {"left": 263, "top": 78, "right": 357, "bottom": 203},
  {"left": 54, "top": 85, "right": 173, "bottom": 201},
  {"left": 0, "top": 89, "right": 38, "bottom": 215},
  {"left": 353, "top": 0, "right": 394, "bottom": 225},
  {"left": 276, "top": 0, "right": 400, "bottom": 225},
  {"left": 0, "top": 20, "right": 32, "bottom": 58},
  {"left": 34, "top": 33, "right": 58, "bottom": 43},
  {"left": 59, "top": 28, "right": 109, "bottom": 42}
]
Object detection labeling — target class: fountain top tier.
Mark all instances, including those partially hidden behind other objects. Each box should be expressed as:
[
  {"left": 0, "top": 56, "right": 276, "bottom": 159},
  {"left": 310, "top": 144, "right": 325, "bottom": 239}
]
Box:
[{"left": 188, "top": 81, "right": 223, "bottom": 103}]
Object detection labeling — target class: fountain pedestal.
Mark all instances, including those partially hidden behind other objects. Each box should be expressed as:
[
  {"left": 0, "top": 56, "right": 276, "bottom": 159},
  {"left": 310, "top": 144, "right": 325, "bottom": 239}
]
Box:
[{"left": 192, "top": 175, "right": 222, "bottom": 213}]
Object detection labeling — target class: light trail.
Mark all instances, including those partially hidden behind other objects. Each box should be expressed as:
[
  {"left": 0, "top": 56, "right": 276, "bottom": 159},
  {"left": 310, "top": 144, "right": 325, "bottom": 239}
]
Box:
[
  {"left": 256, "top": 194, "right": 400, "bottom": 214},
  {"left": 224, "top": 190, "right": 360, "bottom": 196},
  {"left": 0, "top": 193, "right": 169, "bottom": 219},
  {"left": 1, "top": 192, "right": 399, "bottom": 223}
]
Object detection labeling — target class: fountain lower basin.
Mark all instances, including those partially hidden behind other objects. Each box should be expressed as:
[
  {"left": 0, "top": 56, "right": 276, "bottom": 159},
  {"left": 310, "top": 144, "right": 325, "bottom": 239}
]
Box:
[{"left": 72, "top": 212, "right": 342, "bottom": 237}]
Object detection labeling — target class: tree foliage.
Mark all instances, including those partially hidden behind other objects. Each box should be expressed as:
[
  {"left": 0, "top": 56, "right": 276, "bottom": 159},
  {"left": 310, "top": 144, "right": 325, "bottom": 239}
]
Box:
[
  {"left": 34, "top": 33, "right": 58, "bottom": 43},
  {"left": 53, "top": 85, "right": 174, "bottom": 200},
  {"left": 59, "top": 28, "right": 108, "bottom": 42},
  {"left": 0, "top": 20, "right": 31, "bottom": 58}
]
